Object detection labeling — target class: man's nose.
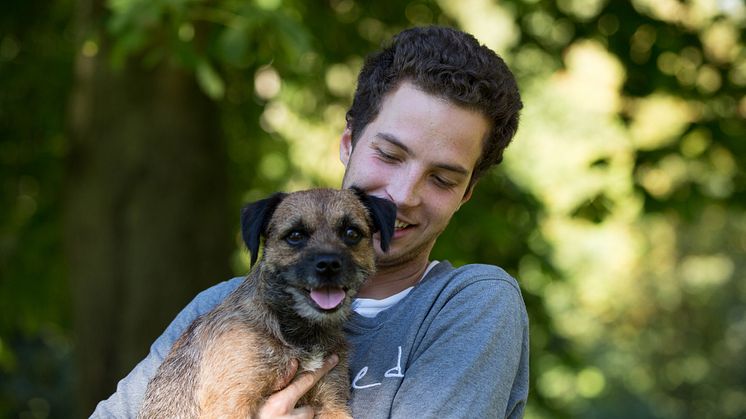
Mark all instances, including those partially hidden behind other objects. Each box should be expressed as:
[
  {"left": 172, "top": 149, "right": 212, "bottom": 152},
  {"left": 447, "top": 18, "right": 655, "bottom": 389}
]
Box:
[{"left": 386, "top": 169, "right": 422, "bottom": 208}]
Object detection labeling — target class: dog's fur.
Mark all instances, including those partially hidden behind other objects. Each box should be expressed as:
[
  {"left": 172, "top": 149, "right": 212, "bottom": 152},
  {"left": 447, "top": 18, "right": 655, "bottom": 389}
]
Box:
[{"left": 138, "top": 188, "right": 396, "bottom": 418}]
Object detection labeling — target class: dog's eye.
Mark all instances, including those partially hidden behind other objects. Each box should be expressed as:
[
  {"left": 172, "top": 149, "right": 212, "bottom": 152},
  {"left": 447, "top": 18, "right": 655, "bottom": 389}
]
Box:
[
  {"left": 285, "top": 230, "right": 308, "bottom": 246},
  {"left": 342, "top": 227, "right": 362, "bottom": 245}
]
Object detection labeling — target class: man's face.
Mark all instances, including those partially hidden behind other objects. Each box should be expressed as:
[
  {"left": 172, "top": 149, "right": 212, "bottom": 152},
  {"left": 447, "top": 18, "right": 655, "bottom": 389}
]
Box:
[{"left": 340, "top": 81, "right": 489, "bottom": 268}]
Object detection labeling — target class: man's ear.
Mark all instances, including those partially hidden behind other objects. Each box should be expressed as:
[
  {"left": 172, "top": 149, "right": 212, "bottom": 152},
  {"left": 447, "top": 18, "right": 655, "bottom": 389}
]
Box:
[
  {"left": 340, "top": 126, "right": 353, "bottom": 167},
  {"left": 240, "top": 192, "right": 287, "bottom": 267},
  {"left": 458, "top": 180, "right": 476, "bottom": 210}
]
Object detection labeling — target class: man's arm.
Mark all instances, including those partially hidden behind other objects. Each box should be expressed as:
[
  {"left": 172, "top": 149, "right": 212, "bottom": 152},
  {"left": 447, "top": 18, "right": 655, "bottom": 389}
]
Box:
[
  {"left": 90, "top": 277, "right": 243, "bottom": 418},
  {"left": 391, "top": 277, "right": 529, "bottom": 418}
]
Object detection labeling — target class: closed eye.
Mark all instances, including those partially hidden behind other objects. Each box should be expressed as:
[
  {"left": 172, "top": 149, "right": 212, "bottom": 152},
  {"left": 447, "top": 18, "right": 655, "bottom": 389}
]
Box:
[
  {"left": 432, "top": 174, "right": 458, "bottom": 189},
  {"left": 375, "top": 148, "right": 401, "bottom": 163}
]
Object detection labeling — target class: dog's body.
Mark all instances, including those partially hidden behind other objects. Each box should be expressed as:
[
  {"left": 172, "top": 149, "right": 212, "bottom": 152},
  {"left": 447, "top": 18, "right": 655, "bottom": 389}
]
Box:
[{"left": 138, "top": 188, "right": 396, "bottom": 419}]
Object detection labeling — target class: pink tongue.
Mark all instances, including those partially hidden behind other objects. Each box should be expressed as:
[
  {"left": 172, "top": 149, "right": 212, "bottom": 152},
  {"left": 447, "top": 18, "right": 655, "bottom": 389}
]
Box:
[{"left": 309, "top": 287, "right": 346, "bottom": 310}]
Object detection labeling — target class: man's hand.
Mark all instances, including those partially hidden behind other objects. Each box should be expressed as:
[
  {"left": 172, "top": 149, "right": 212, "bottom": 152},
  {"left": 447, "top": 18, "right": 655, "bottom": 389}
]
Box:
[{"left": 257, "top": 354, "right": 340, "bottom": 419}]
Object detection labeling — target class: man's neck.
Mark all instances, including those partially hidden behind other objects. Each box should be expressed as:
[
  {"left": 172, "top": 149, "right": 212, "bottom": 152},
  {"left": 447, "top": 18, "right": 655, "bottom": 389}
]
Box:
[{"left": 357, "top": 258, "right": 430, "bottom": 299}]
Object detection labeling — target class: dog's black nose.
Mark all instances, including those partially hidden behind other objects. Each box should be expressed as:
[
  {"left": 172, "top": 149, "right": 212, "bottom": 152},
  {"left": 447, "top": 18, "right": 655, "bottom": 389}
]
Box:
[{"left": 314, "top": 254, "right": 343, "bottom": 276}]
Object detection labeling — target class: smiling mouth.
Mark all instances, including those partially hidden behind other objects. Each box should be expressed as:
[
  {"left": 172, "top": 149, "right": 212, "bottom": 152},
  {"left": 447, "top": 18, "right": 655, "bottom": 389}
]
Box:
[
  {"left": 395, "top": 219, "right": 412, "bottom": 230},
  {"left": 303, "top": 286, "right": 348, "bottom": 310}
]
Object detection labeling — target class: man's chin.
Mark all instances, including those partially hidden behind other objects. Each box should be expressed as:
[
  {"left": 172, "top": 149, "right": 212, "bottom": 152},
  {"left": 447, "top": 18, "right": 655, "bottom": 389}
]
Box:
[
  {"left": 374, "top": 240, "right": 432, "bottom": 269},
  {"left": 373, "top": 239, "right": 403, "bottom": 264}
]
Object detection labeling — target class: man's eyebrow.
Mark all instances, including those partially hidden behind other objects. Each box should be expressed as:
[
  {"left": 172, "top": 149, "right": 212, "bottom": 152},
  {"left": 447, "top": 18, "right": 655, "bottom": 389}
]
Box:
[
  {"left": 375, "top": 132, "right": 411, "bottom": 154},
  {"left": 374, "top": 132, "right": 470, "bottom": 176},
  {"left": 435, "top": 162, "right": 470, "bottom": 176}
]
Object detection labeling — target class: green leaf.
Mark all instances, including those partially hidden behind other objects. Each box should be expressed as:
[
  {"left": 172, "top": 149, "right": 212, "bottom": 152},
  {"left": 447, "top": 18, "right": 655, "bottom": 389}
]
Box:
[
  {"left": 217, "top": 24, "right": 252, "bottom": 67},
  {"left": 195, "top": 59, "right": 225, "bottom": 99}
]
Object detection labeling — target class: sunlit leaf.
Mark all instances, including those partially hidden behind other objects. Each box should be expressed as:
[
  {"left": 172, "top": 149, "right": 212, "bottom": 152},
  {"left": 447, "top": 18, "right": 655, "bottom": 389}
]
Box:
[{"left": 196, "top": 59, "right": 225, "bottom": 99}]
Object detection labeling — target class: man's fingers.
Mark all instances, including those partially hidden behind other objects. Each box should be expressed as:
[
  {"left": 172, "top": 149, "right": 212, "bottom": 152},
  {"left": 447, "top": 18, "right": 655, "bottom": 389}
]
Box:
[
  {"left": 273, "top": 359, "right": 300, "bottom": 392},
  {"left": 258, "top": 401, "right": 314, "bottom": 419},
  {"left": 257, "top": 354, "right": 340, "bottom": 418},
  {"left": 287, "top": 406, "right": 314, "bottom": 419},
  {"left": 283, "top": 354, "right": 339, "bottom": 402}
]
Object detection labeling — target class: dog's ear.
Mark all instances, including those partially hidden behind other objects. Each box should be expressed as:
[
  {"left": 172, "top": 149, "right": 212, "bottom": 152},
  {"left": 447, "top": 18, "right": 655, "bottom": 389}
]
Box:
[
  {"left": 241, "top": 192, "right": 287, "bottom": 267},
  {"left": 351, "top": 187, "right": 397, "bottom": 252}
]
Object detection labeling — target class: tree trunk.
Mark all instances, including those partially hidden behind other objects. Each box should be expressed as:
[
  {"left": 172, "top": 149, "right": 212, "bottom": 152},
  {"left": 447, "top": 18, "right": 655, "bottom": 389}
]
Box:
[{"left": 64, "top": 5, "right": 232, "bottom": 415}]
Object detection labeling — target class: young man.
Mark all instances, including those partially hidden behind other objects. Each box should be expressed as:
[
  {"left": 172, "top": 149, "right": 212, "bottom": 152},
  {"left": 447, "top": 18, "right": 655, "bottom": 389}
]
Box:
[{"left": 92, "top": 26, "right": 528, "bottom": 418}]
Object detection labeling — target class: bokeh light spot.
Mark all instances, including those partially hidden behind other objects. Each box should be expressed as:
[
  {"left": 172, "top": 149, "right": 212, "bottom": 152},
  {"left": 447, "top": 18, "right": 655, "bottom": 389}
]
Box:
[
  {"left": 577, "top": 367, "right": 606, "bottom": 398},
  {"left": 259, "top": 153, "right": 288, "bottom": 180},
  {"left": 254, "top": 65, "right": 282, "bottom": 100},
  {"left": 681, "top": 254, "right": 734, "bottom": 291},
  {"left": 325, "top": 64, "right": 356, "bottom": 98},
  {"left": 82, "top": 40, "right": 98, "bottom": 57},
  {"left": 178, "top": 23, "right": 195, "bottom": 42}
]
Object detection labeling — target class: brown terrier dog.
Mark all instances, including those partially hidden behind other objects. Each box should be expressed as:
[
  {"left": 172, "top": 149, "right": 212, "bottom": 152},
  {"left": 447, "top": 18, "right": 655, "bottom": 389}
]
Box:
[{"left": 137, "top": 188, "right": 396, "bottom": 418}]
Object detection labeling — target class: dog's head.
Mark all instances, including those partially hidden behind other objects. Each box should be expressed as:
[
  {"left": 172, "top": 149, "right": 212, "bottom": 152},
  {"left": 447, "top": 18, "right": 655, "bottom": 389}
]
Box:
[{"left": 240, "top": 188, "right": 396, "bottom": 324}]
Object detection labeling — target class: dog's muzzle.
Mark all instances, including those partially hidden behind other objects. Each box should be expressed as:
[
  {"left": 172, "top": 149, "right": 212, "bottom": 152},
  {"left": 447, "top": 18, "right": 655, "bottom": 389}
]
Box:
[{"left": 307, "top": 253, "right": 345, "bottom": 310}]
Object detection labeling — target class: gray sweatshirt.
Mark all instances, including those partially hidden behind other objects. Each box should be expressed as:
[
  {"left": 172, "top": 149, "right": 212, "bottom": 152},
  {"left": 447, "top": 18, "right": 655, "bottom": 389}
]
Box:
[{"left": 91, "top": 261, "right": 529, "bottom": 418}]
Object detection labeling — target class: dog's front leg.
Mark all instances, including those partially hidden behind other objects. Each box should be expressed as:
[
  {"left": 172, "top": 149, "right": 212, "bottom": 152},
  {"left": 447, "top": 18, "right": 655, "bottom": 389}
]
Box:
[
  {"left": 196, "top": 326, "right": 278, "bottom": 418},
  {"left": 305, "top": 358, "right": 353, "bottom": 419}
]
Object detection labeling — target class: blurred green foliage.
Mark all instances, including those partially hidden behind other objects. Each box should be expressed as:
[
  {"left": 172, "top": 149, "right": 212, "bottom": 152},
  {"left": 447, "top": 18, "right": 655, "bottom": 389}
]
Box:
[
  {"left": 1, "top": 0, "right": 74, "bottom": 416},
  {"left": 1, "top": 0, "right": 744, "bottom": 418}
]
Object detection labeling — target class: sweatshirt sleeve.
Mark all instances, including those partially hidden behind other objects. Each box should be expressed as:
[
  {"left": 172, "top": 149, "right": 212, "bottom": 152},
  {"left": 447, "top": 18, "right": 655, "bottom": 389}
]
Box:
[
  {"left": 89, "top": 277, "right": 243, "bottom": 418},
  {"left": 390, "top": 275, "right": 529, "bottom": 419}
]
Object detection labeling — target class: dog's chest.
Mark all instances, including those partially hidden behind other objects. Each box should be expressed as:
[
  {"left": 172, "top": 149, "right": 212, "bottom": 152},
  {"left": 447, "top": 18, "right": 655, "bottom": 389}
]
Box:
[
  {"left": 299, "top": 351, "right": 325, "bottom": 372},
  {"left": 264, "top": 342, "right": 327, "bottom": 374}
]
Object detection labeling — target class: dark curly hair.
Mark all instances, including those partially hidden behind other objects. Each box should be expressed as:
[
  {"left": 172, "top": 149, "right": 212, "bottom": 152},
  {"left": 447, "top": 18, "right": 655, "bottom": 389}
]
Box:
[{"left": 346, "top": 26, "right": 522, "bottom": 189}]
